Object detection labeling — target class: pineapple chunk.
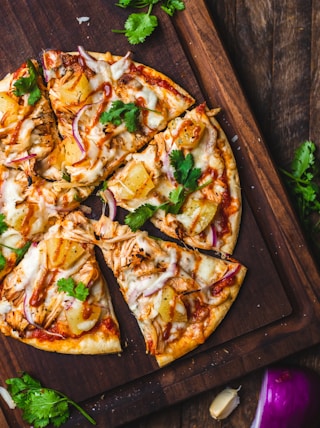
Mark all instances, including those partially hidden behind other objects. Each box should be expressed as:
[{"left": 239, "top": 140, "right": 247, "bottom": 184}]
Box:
[
  {"left": 0, "top": 92, "right": 20, "bottom": 125},
  {"left": 175, "top": 119, "right": 206, "bottom": 149},
  {"left": 65, "top": 300, "right": 101, "bottom": 335},
  {"left": 46, "top": 238, "right": 86, "bottom": 269},
  {"left": 110, "top": 161, "right": 154, "bottom": 200},
  {"left": 59, "top": 73, "right": 91, "bottom": 105},
  {"left": 158, "top": 285, "right": 187, "bottom": 323},
  {"left": 64, "top": 136, "right": 83, "bottom": 164},
  {"left": 178, "top": 198, "right": 218, "bottom": 236}
]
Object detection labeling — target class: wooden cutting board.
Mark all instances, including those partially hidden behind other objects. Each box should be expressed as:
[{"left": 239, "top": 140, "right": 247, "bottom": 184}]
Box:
[{"left": 1, "top": 1, "right": 320, "bottom": 426}]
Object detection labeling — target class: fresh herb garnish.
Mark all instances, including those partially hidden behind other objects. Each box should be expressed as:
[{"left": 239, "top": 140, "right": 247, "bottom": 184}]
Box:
[
  {"left": 281, "top": 140, "right": 320, "bottom": 253},
  {"left": 125, "top": 149, "right": 207, "bottom": 231},
  {"left": 62, "top": 170, "right": 71, "bottom": 182},
  {"left": 5, "top": 372, "right": 96, "bottom": 427},
  {"left": 0, "top": 214, "right": 30, "bottom": 269},
  {"left": 0, "top": 254, "right": 6, "bottom": 271},
  {"left": 13, "top": 59, "right": 41, "bottom": 106},
  {"left": 0, "top": 213, "right": 8, "bottom": 235},
  {"left": 0, "top": 241, "right": 31, "bottom": 263},
  {"left": 57, "top": 277, "right": 89, "bottom": 301},
  {"left": 113, "top": 0, "right": 185, "bottom": 45},
  {"left": 100, "top": 100, "right": 141, "bottom": 132}
]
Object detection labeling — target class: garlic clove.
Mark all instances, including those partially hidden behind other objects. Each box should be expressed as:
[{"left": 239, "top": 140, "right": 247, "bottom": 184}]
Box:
[{"left": 209, "top": 386, "right": 241, "bottom": 420}]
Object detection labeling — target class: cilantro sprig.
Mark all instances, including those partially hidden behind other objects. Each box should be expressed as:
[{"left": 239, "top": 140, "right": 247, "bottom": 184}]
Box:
[
  {"left": 13, "top": 59, "right": 41, "bottom": 106},
  {"left": 0, "top": 213, "right": 8, "bottom": 235},
  {"left": 0, "top": 215, "right": 31, "bottom": 270},
  {"left": 125, "top": 149, "right": 208, "bottom": 231},
  {"left": 57, "top": 277, "right": 89, "bottom": 301},
  {"left": 0, "top": 241, "right": 31, "bottom": 264},
  {"left": 5, "top": 372, "right": 96, "bottom": 427},
  {"left": 113, "top": 0, "right": 185, "bottom": 45},
  {"left": 281, "top": 140, "right": 320, "bottom": 253},
  {"left": 100, "top": 100, "right": 141, "bottom": 132}
]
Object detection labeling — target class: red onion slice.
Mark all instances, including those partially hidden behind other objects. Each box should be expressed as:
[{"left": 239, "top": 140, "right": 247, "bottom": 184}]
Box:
[
  {"left": 100, "top": 188, "right": 117, "bottom": 220},
  {"left": 208, "top": 224, "right": 218, "bottom": 247},
  {"left": 210, "top": 263, "right": 241, "bottom": 290},
  {"left": 72, "top": 104, "right": 90, "bottom": 155},
  {"left": 9, "top": 153, "right": 37, "bottom": 163},
  {"left": 77, "top": 45, "right": 103, "bottom": 74}
]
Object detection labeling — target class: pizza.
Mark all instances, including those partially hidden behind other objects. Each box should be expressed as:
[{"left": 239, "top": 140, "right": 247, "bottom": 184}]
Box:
[
  {"left": 107, "top": 103, "right": 241, "bottom": 254},
  {"left": 92, "top": 215, "right": 246, "bottom": 367},
  {"left": 38, "top": 47, "right": 195, "bottom": 186},
  {"left": 0, "top": 48, "right": 246, "bottom": 365},
  {"left": 0, "top": 211, "right": 121, "bottom": 354}
]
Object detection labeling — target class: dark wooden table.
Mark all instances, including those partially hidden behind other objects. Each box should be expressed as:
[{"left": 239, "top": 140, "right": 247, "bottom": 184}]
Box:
[
  {"left": 0, "top": 1, "right": 319, "bottom": 427},
  {"left": 124, "top": 1, "right": 320, "bottom": 427}
]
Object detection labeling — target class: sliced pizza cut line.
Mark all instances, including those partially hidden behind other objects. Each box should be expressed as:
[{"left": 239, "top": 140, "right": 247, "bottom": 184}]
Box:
[{"left": 93, "top": 215, "right": 246, "bottom": 367}]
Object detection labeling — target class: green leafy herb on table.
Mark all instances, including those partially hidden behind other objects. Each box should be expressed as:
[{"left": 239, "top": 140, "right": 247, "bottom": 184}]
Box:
[
  {"left": 100, "top": 100, "right": 141, "bottom": 132},
  {"left": 57, "top": 277, "right": 89, "bottom": 301},
  {"left": 5, "top": 372, "right": 96, "bottom": 427},
  {"left": 113, "top": 0, "right": 185, "bottom": 45},
  {"left": 125, "top": 149, "right": 208, "bottom": 231},
  {"left": 13, "top": 59, "right": 41, "bottom": 106},
  {"left": 281, "top": 140, "right": 320, "bottom": 252}
]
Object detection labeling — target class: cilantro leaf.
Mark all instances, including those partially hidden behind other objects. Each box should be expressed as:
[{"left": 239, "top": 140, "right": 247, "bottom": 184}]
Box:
[
  {"left": 166, "top": 185, "right": 185, "bottom": 214},
  {"left": 57, "top": 277, "right": 89, "bottom": 301},
  {"left": 13, "top": 59, "right": 41, "bottom": 106},
  {"left": 169, "top": 150, "right": 202, "bottom": 190},
  {"left": 116, "top": 0, "right": 160, "bottom": 7},
  {"left": 0, "top": 213, "right": 8, "bottom": 235},
  {"left": 6, "top": 372, "right": 96, "bottom": 427},
  {"left": 125, "top": 203, "right": 161, "bottom": 231},
  {"left": 100, "top": 100, "right": 141, "bottom": 132},
  {"left": 281, "top": 140, "right": 320, "bottom": 254},
  {"left": 113, "top": 1, "right": 185, "bottom": 44},
  {"left": 0, "top": 254, "right": 6, "bottom": 271},
  {"left": 113, "top": 12, "right": 158, "bottom": 45},
  {"left": 0, "top": 241, "right": 31, "bottom": 263},
  {"left": 161, "top": 0, "right": 185, "bottom": 16},
  {"left": 125, "top": 149, "right": 206, "bottom": 230}
]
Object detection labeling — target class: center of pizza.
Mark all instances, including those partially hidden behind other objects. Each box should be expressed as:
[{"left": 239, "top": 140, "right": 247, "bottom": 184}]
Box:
[{"left": 0, "top": 47, "right": 246, "bottom": 366}]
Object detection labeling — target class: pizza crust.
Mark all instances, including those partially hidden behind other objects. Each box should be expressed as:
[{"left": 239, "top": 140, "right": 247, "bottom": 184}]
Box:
[{"left": 0, "top": 48, "right": 246, "bottom": 364}]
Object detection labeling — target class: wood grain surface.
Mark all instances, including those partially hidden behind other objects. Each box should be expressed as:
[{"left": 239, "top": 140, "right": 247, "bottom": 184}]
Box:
[
  {"left": 124, "top": 1, "right": 320, "bottom": 427},
  {"left": 0, "top": 1, "right": 319, "bottom": 427}
]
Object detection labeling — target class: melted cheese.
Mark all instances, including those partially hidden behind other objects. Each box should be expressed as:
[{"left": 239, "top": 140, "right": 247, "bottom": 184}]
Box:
[
  {"left": 0, "top": 299, "right": 12, "bottom": 315},
  {"left": 110, "top": 55, "right": 131, "bottom": 81}
]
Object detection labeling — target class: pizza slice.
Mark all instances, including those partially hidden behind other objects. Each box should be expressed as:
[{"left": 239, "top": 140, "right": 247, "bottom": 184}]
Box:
[
  {"left": 106, "top": 104, "right": 242, "bottom": 254},
  {"left": 39, "top": 47, "right": 195, "bottom": 186},
  {"left": 0, "top": 211, "right": 121, "bottom": 354},
  {"left": 0, "top": 58, "right": 59, "bottom": 176},
  {"left": 0, "top": 164, "right": 94, "bottom": 241},
  {"left": 92, "top": 215, "right": 246, "bottom": 367}
]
